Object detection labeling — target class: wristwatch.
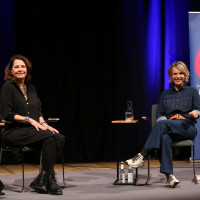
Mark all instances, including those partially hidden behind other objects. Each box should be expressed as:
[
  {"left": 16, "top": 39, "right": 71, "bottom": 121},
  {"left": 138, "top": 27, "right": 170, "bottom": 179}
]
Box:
[{"left": 25, "top": 116, "right": 29, "bottom": 124}]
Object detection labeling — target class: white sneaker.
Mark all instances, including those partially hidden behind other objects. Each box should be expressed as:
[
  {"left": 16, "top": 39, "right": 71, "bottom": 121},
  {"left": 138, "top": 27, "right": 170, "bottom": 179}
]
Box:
[
  {"left": 125, "top": 153, "right": 144, "bottom": 168},
  {"left": 167, "top": 175, "right": 180, "bottom": 188}
]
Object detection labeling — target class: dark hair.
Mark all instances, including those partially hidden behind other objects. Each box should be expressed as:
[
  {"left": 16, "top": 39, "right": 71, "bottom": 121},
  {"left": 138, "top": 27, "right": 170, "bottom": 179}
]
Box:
[{"left": 4, "top": 54, "right": 32, "bottom": 82}]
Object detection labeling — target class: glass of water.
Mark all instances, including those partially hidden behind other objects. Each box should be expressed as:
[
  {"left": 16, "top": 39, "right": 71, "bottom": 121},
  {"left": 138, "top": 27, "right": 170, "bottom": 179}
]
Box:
[{"left": 125, "top": 101, "right": 134, "bottom": 121}]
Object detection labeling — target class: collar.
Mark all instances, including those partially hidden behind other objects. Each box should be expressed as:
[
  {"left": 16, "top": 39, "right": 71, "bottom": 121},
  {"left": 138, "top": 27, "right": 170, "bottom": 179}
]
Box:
[{"left": 172, "top": 83, "right": 187, "bottom": 91}]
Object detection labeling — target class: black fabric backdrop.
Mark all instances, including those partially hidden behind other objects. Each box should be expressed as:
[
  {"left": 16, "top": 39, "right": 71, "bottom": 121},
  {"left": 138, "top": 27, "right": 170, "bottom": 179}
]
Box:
[{"left": 0, "top": 0, "right": 200, "bottom": 163}]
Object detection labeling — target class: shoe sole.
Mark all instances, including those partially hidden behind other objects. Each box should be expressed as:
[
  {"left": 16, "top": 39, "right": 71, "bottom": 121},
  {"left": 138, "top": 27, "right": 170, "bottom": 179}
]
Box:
[
  {"left": 170, "top": 181, "right": 180, "bottom": 188},
  {"left": 0, "top": 192, "right": 5, "bottom": 195},
  {"left": 125, "top": 160, "right": 144, "bottom": 168},
  {"left": 29, "top": 183, "right": 47, "bottom": 194},
  {"left": 36, "top": 187, "right": 48, "bottom": 194},
  {"left": 48, "top": 190, "right": 63, "bottom": 195},
  {"left": 29, "top": 182, "right": 36, "bottom": 190}
]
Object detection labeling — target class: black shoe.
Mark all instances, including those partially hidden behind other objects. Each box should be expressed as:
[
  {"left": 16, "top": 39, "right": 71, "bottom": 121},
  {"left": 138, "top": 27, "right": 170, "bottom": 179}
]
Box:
[
  {"left": 46, "top": 170, "right": 63, "bottom": 195},
  {"left": 29, "top": 169, "right": 47, "bottom": 193},
  {"left": 0, "top": 180, "right": 4, "bottom": 195}
]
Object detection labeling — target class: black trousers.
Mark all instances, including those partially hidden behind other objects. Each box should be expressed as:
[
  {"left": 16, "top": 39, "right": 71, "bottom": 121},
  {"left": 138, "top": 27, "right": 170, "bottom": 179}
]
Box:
[
  {"left": 29, "top": 134, "right": 65, "bottom": 171},
  {"left": 1, "top": 126, "right": 65, "bottom": 171}
]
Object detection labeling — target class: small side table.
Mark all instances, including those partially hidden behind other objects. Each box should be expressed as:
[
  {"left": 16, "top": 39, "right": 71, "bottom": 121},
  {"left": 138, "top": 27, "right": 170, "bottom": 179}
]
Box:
[
  {"left": 111, "top": 120, "right": 139, "bottom": 185},
  {"left": 111, "top": 120, "right": 151, "bottom": 185}
]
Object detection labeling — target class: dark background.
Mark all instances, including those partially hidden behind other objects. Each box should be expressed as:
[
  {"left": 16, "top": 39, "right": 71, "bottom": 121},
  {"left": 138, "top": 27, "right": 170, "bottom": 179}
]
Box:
[{"left": 0, "top": 0, "right": 200, "bottom": 163}]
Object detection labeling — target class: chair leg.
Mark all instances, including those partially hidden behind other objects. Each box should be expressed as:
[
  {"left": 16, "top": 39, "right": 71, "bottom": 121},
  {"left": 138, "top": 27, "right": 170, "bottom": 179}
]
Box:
[
  {"left": 192, "top": 143, "right": 198, "bottom": 184},
  {"left": 40, "top": 151, "right": 42, "bottom": 170},
  {"left": 19, "top": 150, "right": 25, "bottom": 192},
  {"left": 0, "top": 148, "right": 2, "bottom": 164},
  {"left": 62, "top": 154, "right": 66, "bottom": 188},
  {"left": 146, "top": 155, "right": 151, "bottom": 184},
  {"left": 21, "top": 150, "right": 25, "bottom": 192}
]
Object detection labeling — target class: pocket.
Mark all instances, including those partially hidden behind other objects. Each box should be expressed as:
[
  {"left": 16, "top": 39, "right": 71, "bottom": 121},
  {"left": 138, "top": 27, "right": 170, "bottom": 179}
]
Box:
[
  {"left": 180, "top": 97, "right": 192, "bottom": 111},
  {"left": 164, "top": 98, "right": 175, "bottom": 113}
]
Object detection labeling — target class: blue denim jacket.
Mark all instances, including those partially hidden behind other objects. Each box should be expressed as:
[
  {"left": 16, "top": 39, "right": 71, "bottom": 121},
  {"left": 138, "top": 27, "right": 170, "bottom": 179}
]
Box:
[{"left": 156, "top": 84, "right": 200, "bottom": 123}]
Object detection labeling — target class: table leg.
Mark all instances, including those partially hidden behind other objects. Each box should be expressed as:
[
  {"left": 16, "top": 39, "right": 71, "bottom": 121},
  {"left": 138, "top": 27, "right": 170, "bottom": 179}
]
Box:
[
  {"left": 134, "top": 168, "right": 138, "bottom": 184},
  {"left": 117, "top": 159, "right": 119, "bottom": 179},
  {"left": 114, "top": 126, "right": 119, "bottom": 184},
  {"left": 114, "top": 159, "right": 119, "bottom": 184}
]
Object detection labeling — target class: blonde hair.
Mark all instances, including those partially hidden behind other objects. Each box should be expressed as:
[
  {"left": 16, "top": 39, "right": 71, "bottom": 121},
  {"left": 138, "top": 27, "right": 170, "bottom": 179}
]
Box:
[{"left": 168, "top": 61, "right": 190, "bottom": 83}]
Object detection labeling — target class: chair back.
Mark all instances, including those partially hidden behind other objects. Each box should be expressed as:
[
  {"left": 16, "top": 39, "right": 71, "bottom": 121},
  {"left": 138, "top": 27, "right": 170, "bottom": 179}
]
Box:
[{"left": 151, "top": 104, "right": 158, "bottom": 129}]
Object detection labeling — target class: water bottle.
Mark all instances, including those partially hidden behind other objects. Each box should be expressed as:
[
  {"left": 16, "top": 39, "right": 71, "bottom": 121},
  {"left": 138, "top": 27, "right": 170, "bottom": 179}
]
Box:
[
  {"left": 119, "top": 161, "right": 126, "bottom": 183},
  {"left": 127, "top": 166, "right": 134, "bottom": 183},
  {"left": 125, "top": 101, "right": 134, "bottom": 121}
]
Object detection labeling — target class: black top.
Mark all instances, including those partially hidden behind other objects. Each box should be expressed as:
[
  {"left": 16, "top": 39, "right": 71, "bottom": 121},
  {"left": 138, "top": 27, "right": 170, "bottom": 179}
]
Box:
[
  {"left": 0, "top": 80, "right": 43, "bottom": 122},
  {"left": 0, "top": 80, "right": 65, "bottom": 148}
]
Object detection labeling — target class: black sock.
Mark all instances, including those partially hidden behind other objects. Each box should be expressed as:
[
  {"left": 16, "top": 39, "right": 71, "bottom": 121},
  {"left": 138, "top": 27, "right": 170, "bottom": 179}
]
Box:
[
  {"left": 140, "top": 148, "right": 153, "bottom": 158},
  {"left": 166, "top": 173, "right": 171, "bottom": 178}
]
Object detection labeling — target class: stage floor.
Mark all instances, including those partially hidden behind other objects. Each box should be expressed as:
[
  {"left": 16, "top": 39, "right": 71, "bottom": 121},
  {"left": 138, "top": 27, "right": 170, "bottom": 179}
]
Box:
[{"left": 0, "top": 160, "right": 193, "bottom": 175}]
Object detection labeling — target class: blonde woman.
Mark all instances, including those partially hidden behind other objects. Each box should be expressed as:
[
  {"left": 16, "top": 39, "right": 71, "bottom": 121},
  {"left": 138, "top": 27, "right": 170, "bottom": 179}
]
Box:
[{"left": 126, "top": 61, "right": 200, "bottom": 188}]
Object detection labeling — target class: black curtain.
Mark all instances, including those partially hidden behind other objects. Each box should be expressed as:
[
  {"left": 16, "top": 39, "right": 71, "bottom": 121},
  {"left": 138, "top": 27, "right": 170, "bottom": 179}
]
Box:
[
  {"left": 1, "top": 0, "right": 200, "bottom": 162},
  {"left": 12, "top": 0, "right": 151, "bottom": 162}
]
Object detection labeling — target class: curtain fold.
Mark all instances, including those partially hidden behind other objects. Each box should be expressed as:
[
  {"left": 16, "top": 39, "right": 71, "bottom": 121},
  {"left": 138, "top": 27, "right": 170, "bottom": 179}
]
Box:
[{"left": 0, "top": 0, "right": 196, "bottom": 162}]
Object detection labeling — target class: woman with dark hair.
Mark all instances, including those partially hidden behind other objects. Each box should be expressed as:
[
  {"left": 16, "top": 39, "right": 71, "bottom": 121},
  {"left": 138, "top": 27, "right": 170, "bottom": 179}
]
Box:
[
  {"left": 126, "top": 61, "right": 200, "bottom": 188},
  {"left": 0, "top": 55, "right": 65, "bottom": 195}
]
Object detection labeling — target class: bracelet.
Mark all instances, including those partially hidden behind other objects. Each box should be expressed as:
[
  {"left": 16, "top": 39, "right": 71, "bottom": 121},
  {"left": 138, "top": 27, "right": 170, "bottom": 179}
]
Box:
[
  {"left": 25, "top": 116, "right": 29, "bottom": 124},
  {"left": 41, "top": 121, "right": 47, "bottom": 125}
]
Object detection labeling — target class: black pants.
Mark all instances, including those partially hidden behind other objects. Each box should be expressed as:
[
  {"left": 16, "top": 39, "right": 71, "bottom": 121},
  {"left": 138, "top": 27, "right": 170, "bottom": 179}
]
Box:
[{"left": 29, "top": 135, "right": 65, "bottom": 171}]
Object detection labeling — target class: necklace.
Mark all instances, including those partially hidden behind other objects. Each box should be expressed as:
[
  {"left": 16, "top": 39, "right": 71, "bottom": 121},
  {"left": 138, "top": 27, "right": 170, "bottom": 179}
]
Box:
[{"left": 20, "top": 85, "right": 27, "bottom": 100}]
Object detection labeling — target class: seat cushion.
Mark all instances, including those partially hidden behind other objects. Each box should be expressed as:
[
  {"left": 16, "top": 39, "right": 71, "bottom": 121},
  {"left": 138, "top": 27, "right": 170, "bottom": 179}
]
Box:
[{"left": 172, "top": 140, "right": 193, "bottom": 147}]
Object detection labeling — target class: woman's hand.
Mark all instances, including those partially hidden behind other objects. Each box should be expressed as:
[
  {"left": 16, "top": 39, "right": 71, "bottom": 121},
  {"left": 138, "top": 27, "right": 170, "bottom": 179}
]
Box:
[
  {"left": 28, "top": 118, "right": 47, "bottom": 131},
  {"left": 42, "top": 123, "right": 59, "bottom": 134},
  {"left": 189, "top": 111, "right": 199, "bottom": 119}
]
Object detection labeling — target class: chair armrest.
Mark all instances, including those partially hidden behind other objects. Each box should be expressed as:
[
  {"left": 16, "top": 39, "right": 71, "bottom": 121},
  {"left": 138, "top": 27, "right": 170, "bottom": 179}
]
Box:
[
  {"left": 142, "top": 116, "right": 148, "bottom": 120},
  {"left": 1, "top": 119, "right": 60, "bottom": 125},
  {"left": 0, "top": 122, "right": 5, "bottom": 126},
  {"left": 1, "top": 120, "right": 12, "bottom": 124},
  {"left": 46, "top": 118, "right": 60, "bottom": 123},
  {"left": 47, "top": 118, "right": 60, "bottom": 121}
]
